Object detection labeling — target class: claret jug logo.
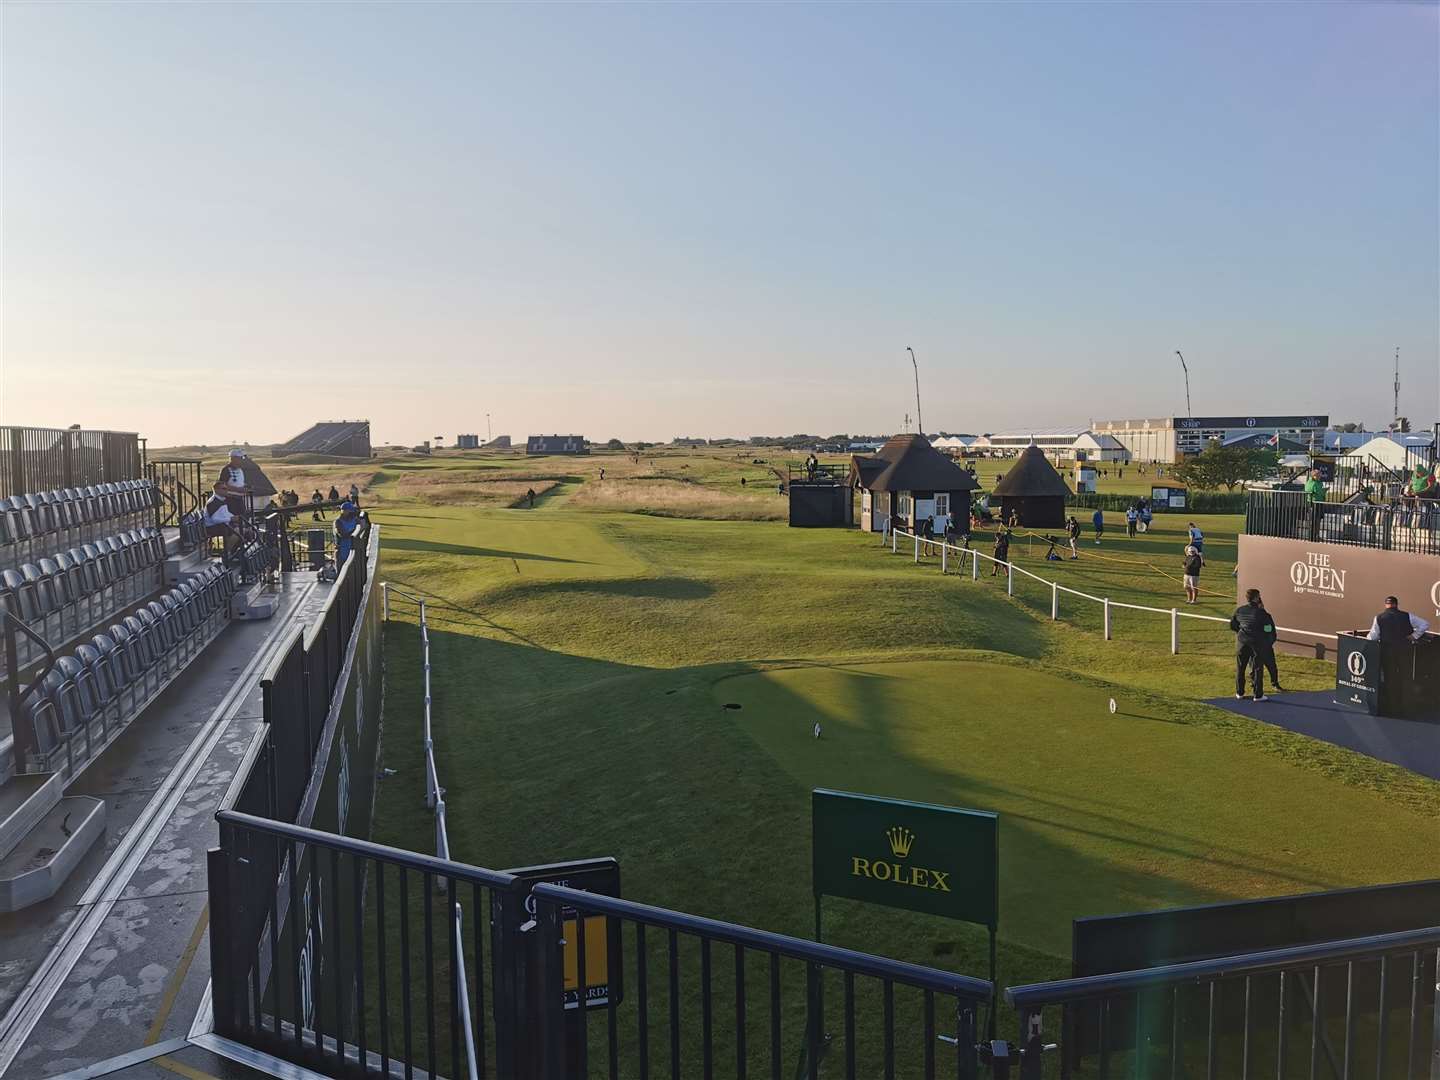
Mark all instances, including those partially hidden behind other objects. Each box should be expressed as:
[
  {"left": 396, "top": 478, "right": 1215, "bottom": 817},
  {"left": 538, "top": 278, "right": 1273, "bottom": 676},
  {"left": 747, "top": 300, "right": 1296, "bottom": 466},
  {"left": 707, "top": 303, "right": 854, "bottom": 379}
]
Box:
[
  {"left": 1347, "top": 650, "right": 1367, "bottom": 678},
  {"left": 852, "top": 826, "right": 951, "bottom": 892},
  {"left": 1289, "top": 551, "right": 1346, "bottom": 599}
]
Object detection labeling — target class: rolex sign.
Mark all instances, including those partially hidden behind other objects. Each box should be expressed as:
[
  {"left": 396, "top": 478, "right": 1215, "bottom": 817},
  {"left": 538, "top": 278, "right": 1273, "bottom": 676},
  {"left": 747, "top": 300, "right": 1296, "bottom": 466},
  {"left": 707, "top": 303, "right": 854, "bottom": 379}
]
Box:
[{"left": 812, "top": 789, "right": 998, "bottom": 929}]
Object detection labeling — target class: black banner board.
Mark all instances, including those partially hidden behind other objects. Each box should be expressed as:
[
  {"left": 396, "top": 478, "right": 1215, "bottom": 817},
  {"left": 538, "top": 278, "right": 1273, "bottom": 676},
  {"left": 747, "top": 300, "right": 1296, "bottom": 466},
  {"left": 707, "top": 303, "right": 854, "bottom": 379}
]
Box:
[
  {"left": 1175, "top": 415, "right": 1327, "bottom": 430},
  {"left": 1335, "top": 633, "right": 1381, "bottom": 714}
]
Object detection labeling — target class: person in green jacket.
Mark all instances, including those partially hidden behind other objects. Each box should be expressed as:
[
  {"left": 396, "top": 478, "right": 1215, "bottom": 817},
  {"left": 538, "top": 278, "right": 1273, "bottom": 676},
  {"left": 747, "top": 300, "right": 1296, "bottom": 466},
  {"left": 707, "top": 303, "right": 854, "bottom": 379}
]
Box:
[{"left": 1303, "top": 468, "right": 1326, "bottom": 502}]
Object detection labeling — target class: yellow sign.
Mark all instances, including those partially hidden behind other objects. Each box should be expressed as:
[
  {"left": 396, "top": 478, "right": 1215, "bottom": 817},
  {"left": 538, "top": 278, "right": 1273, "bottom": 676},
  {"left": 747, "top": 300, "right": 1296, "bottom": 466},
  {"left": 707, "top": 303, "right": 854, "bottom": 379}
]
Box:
[{"left": 562, "top": 915, "right": 611, "bottom": 1008}]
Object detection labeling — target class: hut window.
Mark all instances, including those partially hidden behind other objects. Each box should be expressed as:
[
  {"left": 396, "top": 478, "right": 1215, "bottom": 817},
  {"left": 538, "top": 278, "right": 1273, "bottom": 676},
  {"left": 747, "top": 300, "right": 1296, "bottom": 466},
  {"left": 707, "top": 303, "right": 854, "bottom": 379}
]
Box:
[{"left": 935, "top": 493, "right": 949, "bottom": 516}]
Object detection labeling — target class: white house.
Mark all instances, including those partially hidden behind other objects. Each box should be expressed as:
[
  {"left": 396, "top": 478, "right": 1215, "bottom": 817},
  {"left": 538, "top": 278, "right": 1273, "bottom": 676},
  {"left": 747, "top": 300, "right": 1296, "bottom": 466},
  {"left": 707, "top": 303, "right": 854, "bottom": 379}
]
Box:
[
  {"left": 1341, "top": 433, "right": 1435, "bottom": 472},
  {"left": 1069, "top": 432, "right": 1130, "bottom": 463}
]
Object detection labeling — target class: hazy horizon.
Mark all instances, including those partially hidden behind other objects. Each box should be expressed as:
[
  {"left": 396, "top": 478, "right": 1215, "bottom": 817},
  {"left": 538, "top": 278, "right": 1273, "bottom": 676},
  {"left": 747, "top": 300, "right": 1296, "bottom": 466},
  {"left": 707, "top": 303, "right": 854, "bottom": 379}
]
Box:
[{"left": 3, "top": 2, "right": 1437, "bottom": 448}]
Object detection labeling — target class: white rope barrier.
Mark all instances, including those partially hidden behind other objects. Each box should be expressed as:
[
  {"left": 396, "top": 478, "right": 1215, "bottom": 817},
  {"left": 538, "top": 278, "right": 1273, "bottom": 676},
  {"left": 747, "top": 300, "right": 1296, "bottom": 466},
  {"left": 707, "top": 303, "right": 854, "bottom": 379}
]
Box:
[
  {"left": 885, "top": 530, "right": 1335, "bottom": 655},
  {"left": 380, "top": 582, "right": 479, "bottom": 1080}
]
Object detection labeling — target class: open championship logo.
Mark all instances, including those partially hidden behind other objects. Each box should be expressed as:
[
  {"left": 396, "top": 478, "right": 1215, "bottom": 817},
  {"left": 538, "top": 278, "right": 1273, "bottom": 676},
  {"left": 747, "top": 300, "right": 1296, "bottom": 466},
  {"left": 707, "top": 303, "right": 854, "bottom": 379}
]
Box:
[
  {"left": 1346, "top": 650, "right": 1367, "bottom": 679},
  {"left": 1432, "top": 579, "right": 1440, "bottom": 613},
  {"left": 1289, "top": 552, "right": 1346, "bottom": 599}
]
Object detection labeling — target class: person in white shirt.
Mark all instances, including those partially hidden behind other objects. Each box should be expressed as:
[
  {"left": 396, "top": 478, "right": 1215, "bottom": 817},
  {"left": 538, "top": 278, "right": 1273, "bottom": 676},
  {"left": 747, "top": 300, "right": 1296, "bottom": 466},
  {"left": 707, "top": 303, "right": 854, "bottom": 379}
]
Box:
[
  {"left": 1366, "top": 596, "right": 1431, "bottom": 643},
  {"left": 214, "top": 449, "right": 250, "bottom": 517}
]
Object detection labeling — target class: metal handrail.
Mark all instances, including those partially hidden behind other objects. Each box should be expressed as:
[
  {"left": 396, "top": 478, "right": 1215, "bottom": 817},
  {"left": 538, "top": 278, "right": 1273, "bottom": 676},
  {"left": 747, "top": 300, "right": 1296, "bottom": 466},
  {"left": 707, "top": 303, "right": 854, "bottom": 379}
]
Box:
[
  {"left": 1005, "top": 925, "right": 1440, "bottom": 1008},
  {"left": 215, "top": 808, "right": 518, "bottom": 890},
  {"left": 532, "top": 883, "right": 995, "bottom": 1001},
  {"left": 891, "top": 529, "right": 1336, "bottom": 641}
]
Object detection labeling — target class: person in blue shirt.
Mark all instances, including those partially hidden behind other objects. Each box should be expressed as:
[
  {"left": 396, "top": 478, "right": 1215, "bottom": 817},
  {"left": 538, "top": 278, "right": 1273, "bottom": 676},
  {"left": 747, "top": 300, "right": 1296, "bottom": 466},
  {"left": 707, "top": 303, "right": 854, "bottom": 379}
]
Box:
[
  {"left": 334, "top": 501, "right": 360, "bottom": 567},
  {"left": 1186, "top": 522, "right": 1205, "bottom": 562},
  {"left": 1091, "top": 508, "right": 1104, "bottom": 545}
]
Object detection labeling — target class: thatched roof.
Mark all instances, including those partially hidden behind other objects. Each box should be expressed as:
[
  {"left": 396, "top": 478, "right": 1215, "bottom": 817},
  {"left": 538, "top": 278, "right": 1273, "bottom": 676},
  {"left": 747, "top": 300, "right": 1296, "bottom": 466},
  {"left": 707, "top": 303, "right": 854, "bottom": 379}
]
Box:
[
  {"left": 850, "top": 434, "right": 980, "bottom": 493},
  {"left": 991, "top": 445, "right": 1072, "bottom": 498}
]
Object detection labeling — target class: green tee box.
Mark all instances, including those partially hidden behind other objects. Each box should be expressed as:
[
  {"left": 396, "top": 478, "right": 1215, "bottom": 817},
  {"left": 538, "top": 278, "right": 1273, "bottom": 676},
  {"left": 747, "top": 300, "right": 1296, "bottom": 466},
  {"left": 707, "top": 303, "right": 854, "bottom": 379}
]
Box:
[{"left": 811, "top": 789, "right": 998, "bottom": 930}]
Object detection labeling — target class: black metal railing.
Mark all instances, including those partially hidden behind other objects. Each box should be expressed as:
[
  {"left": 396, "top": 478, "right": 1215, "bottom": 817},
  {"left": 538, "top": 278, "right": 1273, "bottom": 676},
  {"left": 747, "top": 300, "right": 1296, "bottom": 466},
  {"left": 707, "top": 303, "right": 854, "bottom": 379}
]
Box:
[
  {"left": 1246, "top": 490, "right": 1440, "bottom": 556},
  {"left": 1005, "top": 926, "right": 1439, "bottom": 1079},
  {"left": 0, "top": 426, "right": 143, "bottom": 498},
  {"left": 149, "top": 458, "right": 204, "bottom": 530},
  {"left": 529, "top": 884, "right": 993, "bottom": 1080}
]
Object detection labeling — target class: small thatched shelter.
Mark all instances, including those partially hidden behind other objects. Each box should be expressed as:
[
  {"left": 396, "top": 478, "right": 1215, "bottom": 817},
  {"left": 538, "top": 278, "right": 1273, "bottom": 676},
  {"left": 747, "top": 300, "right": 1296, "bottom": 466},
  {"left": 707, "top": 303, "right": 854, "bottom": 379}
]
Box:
[
  {"left": 849, "top": 434, "right": 980, "bottom": 534},
  {"left": 991, "top": 444, "right": 1072, "bottom": 528}
]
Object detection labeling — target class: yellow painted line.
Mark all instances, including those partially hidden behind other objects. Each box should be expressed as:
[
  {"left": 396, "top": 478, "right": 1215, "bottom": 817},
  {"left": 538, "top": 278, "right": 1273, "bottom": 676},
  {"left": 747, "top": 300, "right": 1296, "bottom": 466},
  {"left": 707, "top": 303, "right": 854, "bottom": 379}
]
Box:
[
  {"left": 153, "top": 1054, "right": 221, "bottom": 1080},
  {"left": 145, "top": 905, "right": 210, "bottom": 1047}
]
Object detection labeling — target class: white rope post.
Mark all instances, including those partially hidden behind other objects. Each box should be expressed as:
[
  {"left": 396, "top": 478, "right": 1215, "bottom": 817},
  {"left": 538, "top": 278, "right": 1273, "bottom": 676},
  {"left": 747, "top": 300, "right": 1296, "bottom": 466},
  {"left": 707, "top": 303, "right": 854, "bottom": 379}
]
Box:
[
  {"left": 892, "top": 528, "right": 897, "bottom": 553},
  {"left": 1007, "top": 563, "right": 1013, "bottom": 596},
  {"left": 1051, "top": 582, "right": 1059, "bottom": 620},
  {"left": 972, "top": 551, "right": 979, "bottom": 581},
  {"left": 1104, "top": 598, "right": 1112, "bottom": 640},
  {"left": 941, "top": 545, "right": 947, "bottom": 574},
  {"left": 914, "top": 534, "right": 920, "bottom": 563},
  {"left": 1171, "top": 608, "right": 1180, "bottom": 654},
  {"left": 381, "top": 581, "right": 389, "bottom": 622}
]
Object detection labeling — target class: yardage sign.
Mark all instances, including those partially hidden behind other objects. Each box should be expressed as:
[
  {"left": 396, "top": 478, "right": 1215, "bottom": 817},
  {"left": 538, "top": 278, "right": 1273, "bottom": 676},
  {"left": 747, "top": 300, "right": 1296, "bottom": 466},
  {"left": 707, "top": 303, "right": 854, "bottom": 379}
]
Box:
[
  {"left": 812, "top": 789, "right": 998, "bottom": 929},
  {"left": 505, "top": 857, "right": 623, "bottom": 1010}
]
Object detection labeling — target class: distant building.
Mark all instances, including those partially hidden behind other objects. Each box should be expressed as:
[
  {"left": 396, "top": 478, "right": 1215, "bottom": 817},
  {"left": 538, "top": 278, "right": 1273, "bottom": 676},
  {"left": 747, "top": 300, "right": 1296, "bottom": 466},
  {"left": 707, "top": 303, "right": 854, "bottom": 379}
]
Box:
[
  {"left": 991, "top": 445, "right": 1073, "bottom": 528},
  {"left": 932, "top": 434, "right": 978, "bottom": 452},
  {"left": 849, "top": 434, "right": 980, "bottom": 534},
  {"left": 526, "top": 434, "right": 589, "bottom": 455},
  {"left": 274, "top": 420, "right": 372, "bottom": 459},
  {"left": 485, "top": 435, "right": 512, "bottom": 449},
  {"left": 1092, "top": 415, "right": 1329, "bottom": 463},
  {"left": 1070, "top": 432, "right": 1130, "bottom": 462},
  {"left": 1340, "top": 432, "right": 1435, "bottom": 472},
  {"left": 976, "top": 427, "right": 1089, "bottom": 456},
  {"left": 456, "top": 434, "right": 480, "bottom": 449},
  {"left": 673, "top": 437, "right": 708, "bottom": 448}
]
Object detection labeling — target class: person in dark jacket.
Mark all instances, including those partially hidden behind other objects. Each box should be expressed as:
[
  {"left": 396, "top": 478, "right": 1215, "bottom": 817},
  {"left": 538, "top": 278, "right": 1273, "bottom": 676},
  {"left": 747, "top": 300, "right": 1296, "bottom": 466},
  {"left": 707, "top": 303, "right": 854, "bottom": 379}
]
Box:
[
  {"left": 1229, "top": 588, "right": 1277, "bottom": 700},
  {"left": 1091, "top": 508, "right": 1104, "bottom": 544},
  {"left": 991, "top": 528, "right": 1010, "bottom": 577},
  {"left": 1182, "top": 545, "right": 1203, "bottom": 604}
]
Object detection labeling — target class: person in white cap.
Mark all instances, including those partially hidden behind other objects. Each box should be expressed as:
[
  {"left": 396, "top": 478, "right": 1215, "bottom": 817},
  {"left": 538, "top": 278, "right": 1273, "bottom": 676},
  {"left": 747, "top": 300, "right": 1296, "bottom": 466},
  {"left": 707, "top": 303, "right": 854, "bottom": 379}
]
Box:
[{"left": 215, "top": 449, "right": 250, "bottom": 518}]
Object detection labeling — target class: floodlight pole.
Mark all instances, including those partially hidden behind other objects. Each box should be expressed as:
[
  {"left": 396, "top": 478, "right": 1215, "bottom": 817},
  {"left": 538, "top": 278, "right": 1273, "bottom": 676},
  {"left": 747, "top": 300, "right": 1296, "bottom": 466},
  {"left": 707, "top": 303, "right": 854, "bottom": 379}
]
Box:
[
  {"left": 1175, "top": 351, "right": 1191, "bottom": 418},
  {"left": 907, "top": 347, "right": 924, "bottom": 436}
]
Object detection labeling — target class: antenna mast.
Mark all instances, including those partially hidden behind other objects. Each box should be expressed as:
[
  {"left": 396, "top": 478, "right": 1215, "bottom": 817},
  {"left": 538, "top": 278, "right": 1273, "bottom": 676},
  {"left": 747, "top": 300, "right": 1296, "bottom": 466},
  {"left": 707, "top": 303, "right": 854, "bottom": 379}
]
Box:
[{"left": 1393, "top": 346, "right": 1400, "bottom": 428}]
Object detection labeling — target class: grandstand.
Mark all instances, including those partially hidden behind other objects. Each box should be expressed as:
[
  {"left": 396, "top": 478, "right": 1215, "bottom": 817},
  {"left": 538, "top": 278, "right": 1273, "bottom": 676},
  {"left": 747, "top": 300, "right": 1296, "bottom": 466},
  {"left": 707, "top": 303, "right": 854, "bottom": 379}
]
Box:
[{"left": 273, "top": 419, "right": 372, "bottom": 459}]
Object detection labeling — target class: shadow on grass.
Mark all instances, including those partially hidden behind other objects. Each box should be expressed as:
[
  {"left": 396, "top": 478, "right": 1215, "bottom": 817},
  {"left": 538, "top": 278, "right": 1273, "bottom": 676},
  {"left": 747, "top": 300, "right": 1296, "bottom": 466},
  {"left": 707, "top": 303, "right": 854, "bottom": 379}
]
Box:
[
  {"left": 524, "top": 576, "right": 715, "bottom": 601},
  {"left": 383, "top": 537, "right": 586, "bottom": 563}
]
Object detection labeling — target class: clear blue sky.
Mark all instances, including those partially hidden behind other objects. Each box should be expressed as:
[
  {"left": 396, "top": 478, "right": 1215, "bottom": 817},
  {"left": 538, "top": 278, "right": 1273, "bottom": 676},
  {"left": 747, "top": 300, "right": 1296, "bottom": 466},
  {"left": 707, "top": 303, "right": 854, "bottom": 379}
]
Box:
[{"left": 3, "top": 2, "right": 1436, "bottom": 446}]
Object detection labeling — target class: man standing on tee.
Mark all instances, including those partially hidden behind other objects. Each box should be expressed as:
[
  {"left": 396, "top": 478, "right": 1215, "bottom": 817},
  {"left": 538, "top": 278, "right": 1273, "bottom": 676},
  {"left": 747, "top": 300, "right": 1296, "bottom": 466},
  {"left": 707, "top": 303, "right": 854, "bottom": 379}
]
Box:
[{"left": 1091, "top": 508, "right": 1104, "bottom": 545}]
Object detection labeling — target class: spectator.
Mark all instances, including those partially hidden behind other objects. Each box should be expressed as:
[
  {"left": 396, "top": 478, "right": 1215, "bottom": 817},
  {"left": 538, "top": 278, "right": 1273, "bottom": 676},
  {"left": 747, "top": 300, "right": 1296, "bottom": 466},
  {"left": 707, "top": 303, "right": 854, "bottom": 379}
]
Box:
[
  {"left": 1229, "top": 588, "right": 1276, "bottom": 701},
  {"left": 327, "top": 484, "right": 340, "bottom": 503},
  {"left": 1007, "top": 507, "right": 1021, "bottom": 529},
  {"left": 1303, "top": 468, "right": 1326, "bottom": 540},
  {"left": 1182, "top": 544, "right": 1203, "bottom": 605},
  {"left": 1125, "top": 506, "right": 1138, "bottom": 538},
  {"left": 527, "top": 487, "right": 537, "bottom": 508},
  {"left": 215, "top": 449, "right": 250, "bottom": 518},
  {"left": 1065, "top": 515, "right": 1080, "bottom": 560},
  {"left": 202, "top": 482, "right": 240, "bottom": 556},
  {"left": 348, "top": 482, "right": 360, "bottom": 506},
  {"left": 991, "top": 528, "right": 1010, "bottom": 577},
  {"left": 311, "top": 489, "right": 326, "bottom": 521},
  {"left": 334, "top": 502, "right": 360, "bottom": 567},
  {"left": 1091, "top": 507, "right": 1104, "bottom": 545},
  {"left": 1186, "top": 522, "right": 1205, "bottom": 562}
]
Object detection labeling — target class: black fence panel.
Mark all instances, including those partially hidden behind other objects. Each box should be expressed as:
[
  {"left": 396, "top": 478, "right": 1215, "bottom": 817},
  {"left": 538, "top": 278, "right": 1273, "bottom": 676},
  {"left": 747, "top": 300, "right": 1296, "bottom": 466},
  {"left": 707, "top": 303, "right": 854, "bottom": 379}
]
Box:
[{"left": 0, "top": 426, "right": 143, "bottom": 497}]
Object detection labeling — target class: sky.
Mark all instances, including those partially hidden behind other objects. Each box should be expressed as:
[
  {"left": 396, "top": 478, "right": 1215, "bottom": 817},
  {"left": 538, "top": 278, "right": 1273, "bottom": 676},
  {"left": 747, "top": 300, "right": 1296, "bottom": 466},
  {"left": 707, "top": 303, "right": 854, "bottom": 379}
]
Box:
[{"left": 2, "top": 2, "right": 1437, "bottom": 448}]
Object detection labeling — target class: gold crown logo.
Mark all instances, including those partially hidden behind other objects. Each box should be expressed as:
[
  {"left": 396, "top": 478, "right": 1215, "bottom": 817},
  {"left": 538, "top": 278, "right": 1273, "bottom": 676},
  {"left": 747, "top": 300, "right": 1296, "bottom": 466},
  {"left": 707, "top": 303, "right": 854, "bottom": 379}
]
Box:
[{"left": 886, "top": 826, "right": 914, "bottom": 859}]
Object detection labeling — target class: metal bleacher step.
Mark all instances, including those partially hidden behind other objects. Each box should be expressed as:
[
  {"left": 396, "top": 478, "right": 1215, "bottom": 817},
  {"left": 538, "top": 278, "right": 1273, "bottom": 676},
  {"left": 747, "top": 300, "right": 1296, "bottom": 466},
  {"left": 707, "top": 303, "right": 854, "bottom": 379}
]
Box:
[
  {"left": 0, "top": 794, "right": 105, "bottom": 913},
  {"left": 164, "top": 546, "right": 214, "bottom": 588},
  {"left": 0, "top": 772, "right": 63, "bottom": 861},
  {"left": 230, "top": 579, "right": 278, "bottom": 620}
]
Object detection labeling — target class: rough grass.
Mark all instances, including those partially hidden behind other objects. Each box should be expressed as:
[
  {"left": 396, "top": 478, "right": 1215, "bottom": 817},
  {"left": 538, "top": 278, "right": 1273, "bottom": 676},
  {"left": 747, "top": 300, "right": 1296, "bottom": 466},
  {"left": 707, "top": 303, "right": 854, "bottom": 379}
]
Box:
[{"left": 568, "top": 477, "right": 787, "bottom": 520}]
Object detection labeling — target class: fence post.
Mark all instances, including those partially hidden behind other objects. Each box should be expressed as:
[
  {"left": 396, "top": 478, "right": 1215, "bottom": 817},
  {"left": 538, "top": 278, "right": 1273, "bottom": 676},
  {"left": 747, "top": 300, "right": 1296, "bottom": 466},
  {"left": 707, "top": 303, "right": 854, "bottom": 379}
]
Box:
[
  {"left": 1051, "top": 583, "right": 1059, "bottom": 620},
  {"left": 941, "top": 545, "right": 947, "bottom": 574},
  {"left": 892, "top": 528, "right": 897, "bottom": 554},
  {"left": 914, "top": 534, "right": 920, "bottom": 563},
  {"left": 972, "top": 551, "right": 980, "bottom": 581},
  {"left": 1104, "top": 598, "right": 1112, "bottom": 640},
  {"left": 382, "top": 582, "right": 389, "bottom": 622},
  {"left": 1171, "top": 608, "right": 1179, "bottom": 654},
  {"left": 1007, "top": 563, "right": 1013, "bottom": 596}
]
